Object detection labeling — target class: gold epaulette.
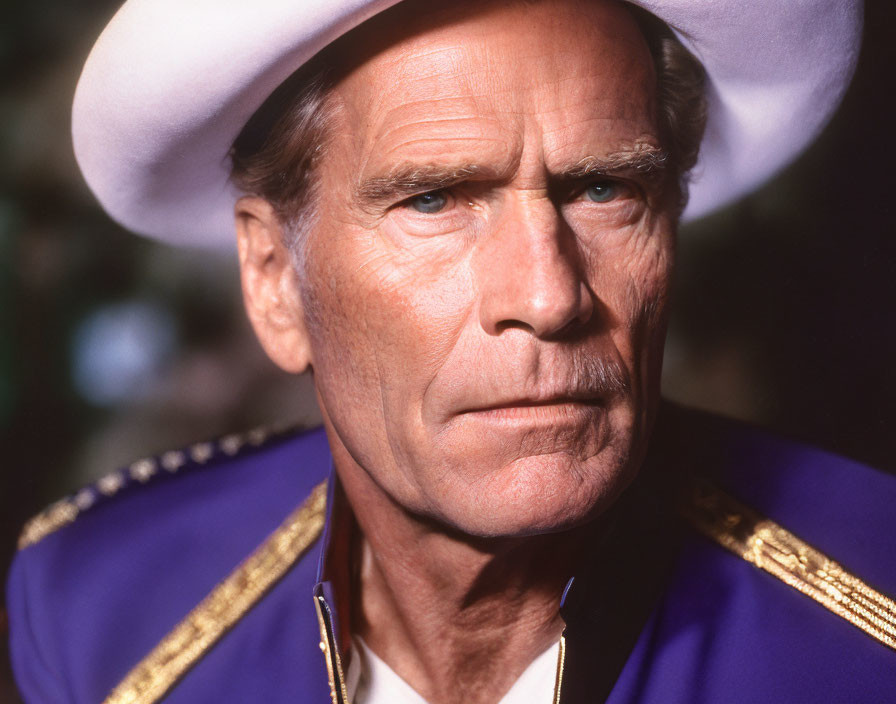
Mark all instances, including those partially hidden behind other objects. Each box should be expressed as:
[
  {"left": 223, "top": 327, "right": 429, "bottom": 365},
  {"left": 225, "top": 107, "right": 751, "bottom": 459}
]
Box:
[
  {"left": 682, "top": 481, "right": 896, "bottom": 652},
  {"left": 18, "top": 425, "right": 297, "bottom": 550},
  {"left": 102, "top": 480, "right": 328, "bottom": 704}
]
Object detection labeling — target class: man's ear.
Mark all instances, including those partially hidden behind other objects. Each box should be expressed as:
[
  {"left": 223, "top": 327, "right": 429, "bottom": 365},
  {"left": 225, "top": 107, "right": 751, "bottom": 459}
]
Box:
[{"left": 235, "top": 197, "right": 312, "bottom": 374}]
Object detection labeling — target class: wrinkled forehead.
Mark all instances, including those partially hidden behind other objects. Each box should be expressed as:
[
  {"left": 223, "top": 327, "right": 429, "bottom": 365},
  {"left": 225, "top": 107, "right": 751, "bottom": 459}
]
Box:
[
  {"left": 328, "top": 0, "right": 651, "bottom": 77},
  {"left": 323, "top": 0, "right": 658, "bottom": 170}
]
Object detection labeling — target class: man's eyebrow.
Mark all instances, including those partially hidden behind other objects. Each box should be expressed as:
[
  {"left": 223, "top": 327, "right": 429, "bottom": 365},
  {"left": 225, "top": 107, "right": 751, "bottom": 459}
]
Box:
[
  {"left": 562, "top": 145, "right": 670, "bottom": 181},
  {"left": 356, "top": 164, "right": 484, "bottom": 205},
  {"left": 355, "top": 146, "right": 670, "bottom": 206}
]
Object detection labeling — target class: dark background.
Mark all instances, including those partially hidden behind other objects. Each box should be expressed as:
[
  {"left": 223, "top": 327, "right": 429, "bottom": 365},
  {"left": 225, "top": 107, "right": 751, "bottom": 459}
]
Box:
[{"left": 1, "top": 1, "right": 894, "bottom": 700}]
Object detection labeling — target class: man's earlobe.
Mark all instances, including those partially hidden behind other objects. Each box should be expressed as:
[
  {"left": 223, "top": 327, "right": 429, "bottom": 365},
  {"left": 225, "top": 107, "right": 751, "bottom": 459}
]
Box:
[{"left": 234, "top": 197, "right": 313, "bottom": 374}]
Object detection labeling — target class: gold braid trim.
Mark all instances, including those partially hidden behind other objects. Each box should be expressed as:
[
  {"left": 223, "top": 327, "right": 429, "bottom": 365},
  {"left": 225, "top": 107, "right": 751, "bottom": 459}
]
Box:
[
  {"left": 551, "top": 633, "right": 567, "bottom": 704},
  {"left": 18, "top": 425, "right": 290, "bottom": 550},
  {"left": 683, "top": 482, "right": 896, "bottom": 652},
  {"left": 18, "top": 500, "right": 79, "bottom": 550},
  {"left": 102, "top": 480, "right": 328, "bottom": 704}
]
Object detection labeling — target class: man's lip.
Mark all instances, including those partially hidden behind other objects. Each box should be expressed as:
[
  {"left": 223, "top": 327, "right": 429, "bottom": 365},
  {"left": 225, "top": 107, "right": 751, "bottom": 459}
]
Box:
[{"left": 458, "top": 394, "right": 606, "bottom": 415}]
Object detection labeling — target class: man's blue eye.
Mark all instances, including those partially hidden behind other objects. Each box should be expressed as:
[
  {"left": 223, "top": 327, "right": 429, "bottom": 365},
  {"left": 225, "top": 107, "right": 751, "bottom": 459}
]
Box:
[
  {"left": 409, "top": 191, "right": 448, "bottom": 213},
  {"left": 584, "top": 181, "right": 618, "bottom": 203}
]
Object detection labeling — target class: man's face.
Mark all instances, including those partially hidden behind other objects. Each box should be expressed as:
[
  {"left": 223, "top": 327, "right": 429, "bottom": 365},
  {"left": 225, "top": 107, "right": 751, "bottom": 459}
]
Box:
[{"left": 300, "top": 0, "right": 676, "bottom": 536}]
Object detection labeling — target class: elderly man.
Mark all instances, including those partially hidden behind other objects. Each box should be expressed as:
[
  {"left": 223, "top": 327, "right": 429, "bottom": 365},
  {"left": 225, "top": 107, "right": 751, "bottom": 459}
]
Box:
[{"left": 7, "top": 0, "right": 896, "bottom": 702}]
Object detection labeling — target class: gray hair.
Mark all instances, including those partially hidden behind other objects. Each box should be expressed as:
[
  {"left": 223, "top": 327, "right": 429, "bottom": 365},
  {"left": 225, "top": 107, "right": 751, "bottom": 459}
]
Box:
[{"left": 230, "top": 63, "right": 333, "bottom": 269}]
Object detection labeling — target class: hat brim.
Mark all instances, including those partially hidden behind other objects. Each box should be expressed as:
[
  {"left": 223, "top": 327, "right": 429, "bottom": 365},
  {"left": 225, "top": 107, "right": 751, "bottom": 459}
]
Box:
[{"left": 72, "top": 0, "right": 862, "bottom": 247}]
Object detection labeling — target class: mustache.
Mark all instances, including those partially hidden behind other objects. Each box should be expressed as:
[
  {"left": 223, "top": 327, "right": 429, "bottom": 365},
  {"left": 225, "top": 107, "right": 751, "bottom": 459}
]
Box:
[
  {"left": 443, "top": 347, "right": 631, "bottom": 416},
  {"left": 576, "top": 351, "right": 630, "bottom": 397}
]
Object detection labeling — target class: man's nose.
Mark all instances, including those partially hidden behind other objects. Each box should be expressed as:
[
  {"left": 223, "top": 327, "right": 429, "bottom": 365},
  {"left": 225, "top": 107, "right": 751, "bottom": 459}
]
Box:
[{"left": 476, "top": 198, "right": 594, "bottom": 338}]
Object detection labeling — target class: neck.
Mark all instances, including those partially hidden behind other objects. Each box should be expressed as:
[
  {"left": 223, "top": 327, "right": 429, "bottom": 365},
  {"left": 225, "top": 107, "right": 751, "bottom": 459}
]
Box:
[{"left": 333, "top": 448, "right": 596, "bottom": 704}]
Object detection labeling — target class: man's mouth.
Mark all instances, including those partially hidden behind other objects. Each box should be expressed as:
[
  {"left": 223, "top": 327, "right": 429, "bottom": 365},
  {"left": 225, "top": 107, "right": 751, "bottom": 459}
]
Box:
[
  {"left": 459, "top": 394, "right": 606, "bottom": 421},
  {"left": 438, "top": 352, "right": 630, "bottom": 425}
]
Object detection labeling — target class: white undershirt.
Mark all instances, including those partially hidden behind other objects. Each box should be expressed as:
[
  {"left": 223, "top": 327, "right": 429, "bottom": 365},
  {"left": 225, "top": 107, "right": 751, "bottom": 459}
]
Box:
[{"left": 346, "top": 637, "right": 561, "bottom": 704}]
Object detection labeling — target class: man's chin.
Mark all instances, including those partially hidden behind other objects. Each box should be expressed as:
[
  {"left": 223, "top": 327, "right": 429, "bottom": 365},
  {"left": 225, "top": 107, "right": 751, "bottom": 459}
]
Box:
[{"left": 428, "top": 450, "right": 638, "bottom": 539}]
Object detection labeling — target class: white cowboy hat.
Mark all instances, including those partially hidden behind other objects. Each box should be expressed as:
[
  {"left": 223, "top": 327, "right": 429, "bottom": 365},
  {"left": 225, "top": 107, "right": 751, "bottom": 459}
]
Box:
[{"left": 72, "top": 0, "right": 862, "bottom": 248}]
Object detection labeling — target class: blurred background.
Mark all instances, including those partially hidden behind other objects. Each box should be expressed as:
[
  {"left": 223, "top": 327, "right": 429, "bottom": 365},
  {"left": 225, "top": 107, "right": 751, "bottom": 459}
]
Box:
[{"left": 1, "top": 1, "right": 894, "bottom": 699}]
